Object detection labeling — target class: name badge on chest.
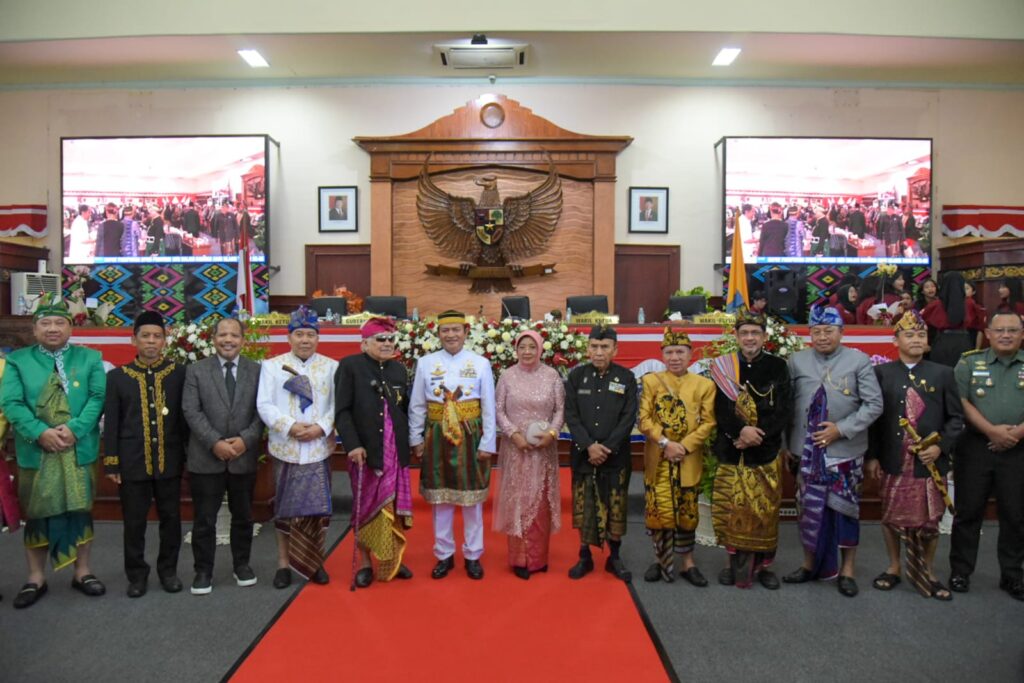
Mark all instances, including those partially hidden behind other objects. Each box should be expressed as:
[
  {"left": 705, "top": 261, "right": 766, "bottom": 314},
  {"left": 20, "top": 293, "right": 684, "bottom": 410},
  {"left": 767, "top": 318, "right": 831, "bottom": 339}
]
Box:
[{"left": 608, "top": 381, "right": 626, "bottom": 394}]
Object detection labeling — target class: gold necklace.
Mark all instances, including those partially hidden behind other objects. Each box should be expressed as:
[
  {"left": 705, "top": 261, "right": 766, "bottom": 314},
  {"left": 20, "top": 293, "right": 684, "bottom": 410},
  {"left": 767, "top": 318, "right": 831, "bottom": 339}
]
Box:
[
  {"left": 744, "top": 381, "right": 775, "bottom": 407},
  {"left": 824, "top": 367, "right": 851, "bottom": 396}
]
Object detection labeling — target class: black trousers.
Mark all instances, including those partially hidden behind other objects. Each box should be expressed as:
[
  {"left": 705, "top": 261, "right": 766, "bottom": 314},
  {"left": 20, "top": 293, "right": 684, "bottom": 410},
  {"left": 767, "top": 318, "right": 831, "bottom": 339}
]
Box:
[
  {"left": 950, "top": 432, "right": 1024, "bottom": 581},
  {"left": 119, "top": 477, "right": 182, "bottom": 583},
  {"left": 189, "top": 471, "right": 256, "bottom": 574}
]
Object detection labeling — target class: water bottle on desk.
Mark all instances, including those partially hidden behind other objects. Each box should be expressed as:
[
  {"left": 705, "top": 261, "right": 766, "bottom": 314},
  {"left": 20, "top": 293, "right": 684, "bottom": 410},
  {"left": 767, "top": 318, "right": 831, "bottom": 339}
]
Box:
[
  {"left": 638, "top": 307, "right": 646, "bottom": 324},
  {"left": 325, "top": 307, "right": 333, "bottom": 323},
  {"left": 566, "top": 306, "right": 572, "bottom": 323},
  {"left": 412, "top": 307, "right": 420, "bottom": 322}
]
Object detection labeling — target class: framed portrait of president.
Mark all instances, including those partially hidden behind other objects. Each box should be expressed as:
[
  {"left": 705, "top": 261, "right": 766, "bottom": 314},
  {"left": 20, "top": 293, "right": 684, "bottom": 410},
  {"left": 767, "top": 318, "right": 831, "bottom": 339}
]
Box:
[
  {"left": 318, "top": 186, "right": 358, "bottom": 232},
  {"left": 629, "top": 187, "right": 668, "bottom": 233}
]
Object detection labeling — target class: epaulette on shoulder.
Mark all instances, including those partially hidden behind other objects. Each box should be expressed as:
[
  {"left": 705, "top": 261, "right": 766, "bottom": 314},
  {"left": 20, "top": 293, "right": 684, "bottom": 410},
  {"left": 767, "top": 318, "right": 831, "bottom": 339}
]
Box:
[{"left": 960, "top": 349, "right": 984, "bottom": 357}]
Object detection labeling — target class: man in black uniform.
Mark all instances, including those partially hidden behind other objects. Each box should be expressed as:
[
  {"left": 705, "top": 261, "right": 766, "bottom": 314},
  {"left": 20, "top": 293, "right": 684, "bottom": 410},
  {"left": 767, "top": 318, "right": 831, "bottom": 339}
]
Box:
[
  {"left": 564, "top": 326, "right": 638, "bottom": 581},
  {"left": 334, "top": 317, "right": 414, "bottom": 588},
  {"left": 709, "top": 308, "right": 792, "bottom": 589},
  {"left": 103, "top": 311, "right": 187, "bottom": 597},
  {"left": 950, "top": 311, "right": 1024, "bottom": 600},
  {"left": 866, "top": 310, "right": 963, "bottom": 600}
]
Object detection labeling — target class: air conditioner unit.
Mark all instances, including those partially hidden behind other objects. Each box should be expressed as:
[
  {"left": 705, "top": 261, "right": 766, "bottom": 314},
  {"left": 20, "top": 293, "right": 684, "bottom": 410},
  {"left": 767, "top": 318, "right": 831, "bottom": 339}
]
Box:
[
  {"left": 11, "top": 271, "right": 61, "bottom": 314},
  {"left": 435, "top": 44, "right": 528, "bottom": 70}
]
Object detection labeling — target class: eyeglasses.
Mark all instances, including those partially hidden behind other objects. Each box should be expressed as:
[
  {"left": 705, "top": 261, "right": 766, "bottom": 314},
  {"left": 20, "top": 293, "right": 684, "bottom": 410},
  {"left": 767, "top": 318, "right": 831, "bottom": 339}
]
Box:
[
  {"left": 988, "top": 327, "right": 1023, "bottom": 336},
  {"left": 372, "top": 335, "right": 396, "bottom": 343}
]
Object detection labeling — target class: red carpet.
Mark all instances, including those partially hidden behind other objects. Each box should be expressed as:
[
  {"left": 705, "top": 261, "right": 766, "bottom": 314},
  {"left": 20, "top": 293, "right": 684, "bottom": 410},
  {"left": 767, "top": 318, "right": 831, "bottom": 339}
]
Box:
[{"left": 230, "top": 469, "right": 669, "bottom": 682}]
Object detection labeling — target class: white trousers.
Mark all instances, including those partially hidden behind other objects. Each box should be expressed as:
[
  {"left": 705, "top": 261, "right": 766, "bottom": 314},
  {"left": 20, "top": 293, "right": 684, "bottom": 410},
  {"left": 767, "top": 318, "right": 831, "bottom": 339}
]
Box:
[{"left": 432, "top": 503, "right": 484, "bottom": 561}]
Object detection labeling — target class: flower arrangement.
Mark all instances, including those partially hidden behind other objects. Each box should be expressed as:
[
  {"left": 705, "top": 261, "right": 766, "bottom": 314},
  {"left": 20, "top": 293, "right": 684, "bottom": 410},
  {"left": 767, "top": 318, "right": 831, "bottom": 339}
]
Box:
[
  {"left": 164, "top": 317, "right": 270, "bottom": 364},
  {"left": 396, "top": 317, "right": 589, "bottom": 377},
  {"left": 703, "top": 315, "right": 806, "bottom": 360}
]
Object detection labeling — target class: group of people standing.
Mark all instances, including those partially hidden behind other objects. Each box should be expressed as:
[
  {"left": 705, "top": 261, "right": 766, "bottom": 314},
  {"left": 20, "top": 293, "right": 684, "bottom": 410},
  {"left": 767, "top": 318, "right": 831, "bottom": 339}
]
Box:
[
  {"left": 63, "top": 198, "right": 257, "bottom": 260},
  {"left": 734, "top": 197, "right": 922, "bottom": 260},
  {"left": 1, "top": 297, "right": 1022, "bottom": 611}
]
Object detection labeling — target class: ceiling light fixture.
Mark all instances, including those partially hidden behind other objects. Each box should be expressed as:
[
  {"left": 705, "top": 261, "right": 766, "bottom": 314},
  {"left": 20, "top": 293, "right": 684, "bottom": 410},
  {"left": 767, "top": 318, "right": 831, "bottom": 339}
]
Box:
[
  {"left": 712, "top": 47, "right": 741, "bottom": 66},
  {"left": 237, "top": 49, "right": 269, "bottom": 68}
]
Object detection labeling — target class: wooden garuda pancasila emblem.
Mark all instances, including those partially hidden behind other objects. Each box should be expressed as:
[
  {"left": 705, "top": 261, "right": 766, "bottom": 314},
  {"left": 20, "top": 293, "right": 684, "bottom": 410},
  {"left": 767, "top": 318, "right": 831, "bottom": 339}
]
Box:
[{"left": 416, "top": 155, "right": 562, "bottom": 292}]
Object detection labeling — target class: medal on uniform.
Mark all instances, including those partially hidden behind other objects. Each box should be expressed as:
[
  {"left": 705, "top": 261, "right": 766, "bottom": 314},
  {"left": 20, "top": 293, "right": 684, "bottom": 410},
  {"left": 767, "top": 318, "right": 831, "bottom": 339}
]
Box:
[
  {"left": 433, "top": 387, "right": 442, "bottom": 396},
  {"left": 976, "top": 388, "right": 986, "bottom": 397},
  {"left": 985, "top": 377, "right": 993, "bottom": 387}
]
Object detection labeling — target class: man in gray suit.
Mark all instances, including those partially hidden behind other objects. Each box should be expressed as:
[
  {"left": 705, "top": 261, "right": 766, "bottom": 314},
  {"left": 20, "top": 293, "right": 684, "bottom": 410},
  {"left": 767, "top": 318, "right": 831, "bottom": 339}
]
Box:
[
  {"left": 182, "top": 317, "right": 264, "bottom": 595},
  {"left": 781, "top": 305, "right": 883, "bottom": 597}
]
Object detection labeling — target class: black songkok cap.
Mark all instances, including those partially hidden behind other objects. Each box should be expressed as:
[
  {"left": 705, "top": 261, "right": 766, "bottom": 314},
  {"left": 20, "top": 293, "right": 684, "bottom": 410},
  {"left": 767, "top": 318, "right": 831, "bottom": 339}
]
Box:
[
  {"left": 588, "top": 325, "right": 617, "bottom": 341},
  {"left": 133, "top": 310, "right": 166, "bottom": 333}
]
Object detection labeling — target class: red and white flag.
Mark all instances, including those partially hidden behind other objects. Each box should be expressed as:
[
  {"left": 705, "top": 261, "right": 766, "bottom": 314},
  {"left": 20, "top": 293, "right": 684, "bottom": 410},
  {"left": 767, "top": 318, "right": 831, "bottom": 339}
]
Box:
[
  {"left": 0, "top": 204, "right": 47, "bottom": 238},
  {"left": 942, "top": 205, "right": 1024, "bottom": 239},
  {"left": 236, "top": 222, "right": 254, "bottom": 315}
]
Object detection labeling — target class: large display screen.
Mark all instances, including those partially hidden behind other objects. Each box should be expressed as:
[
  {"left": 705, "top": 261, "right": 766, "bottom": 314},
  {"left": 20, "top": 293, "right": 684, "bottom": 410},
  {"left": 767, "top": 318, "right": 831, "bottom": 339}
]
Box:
[
  {"left": 61, "top": 136, "right": 268, "bottom": 265},
  {"left": 722, "top": 137, "right": 931, "bottom": 265}
]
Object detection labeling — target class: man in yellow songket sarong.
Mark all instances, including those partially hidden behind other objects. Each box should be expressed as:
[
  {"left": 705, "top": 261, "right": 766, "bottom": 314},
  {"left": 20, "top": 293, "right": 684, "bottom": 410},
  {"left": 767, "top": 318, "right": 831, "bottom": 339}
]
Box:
[
  {"left": 638, "top": 328, "right": 716, "bottom": 585},
  {"left": 709, "top": 307, "right": 792, "bottom": 589}
]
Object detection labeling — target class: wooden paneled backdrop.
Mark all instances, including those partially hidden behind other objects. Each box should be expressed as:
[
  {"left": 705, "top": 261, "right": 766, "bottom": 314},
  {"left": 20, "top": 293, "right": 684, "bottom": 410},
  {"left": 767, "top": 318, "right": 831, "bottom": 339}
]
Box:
[
  {"left": 392, "top": 168, "right": 593, "bottom": 319},
  {"left": 355, "top": 94, "right": 631, "bottom": 315}
]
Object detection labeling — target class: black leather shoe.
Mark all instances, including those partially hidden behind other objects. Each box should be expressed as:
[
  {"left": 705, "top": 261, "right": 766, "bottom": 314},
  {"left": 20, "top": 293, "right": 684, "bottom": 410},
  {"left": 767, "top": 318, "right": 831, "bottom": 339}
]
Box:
[
  {"left": 13, "top": 582, "right": 47, "bottom": 609},
  {"left": 233, "top": 565, "right": 258, "bottom": 587},
  {"left": 643, "top": 563, "right": 662, "bottom": 583},
  {"left": 273, "top": 568, "right": 292, "bottom": 589},
  {"left": 311, "top": 567, "right": 330, "bottom": 585},
  {"left": 568, "top": 557, "right": 594, "bottom": 579},
  {"left": 431, "top": 556, "right": 455, "bottom": 579},
  {"left": 190, "top": 573, "right": 213, "bottom": 595},
  {"left": 355, "top": 567, "right": 373, "bottom": 588},
  {"left": 127, "top": 580, "right": 147, "bottom": 598},
  {"left": 680, "top": 567, "right": 708, "bottom": 587},
  {"left": 465, "top": 559, "right": 484, "bottom": 580},
  {"left": 396, "top": 564, "right": 413, "bottom": 580},
  {"left": 71, "top": 574, "right": 106, "bottom": 597},
  {"left": 757, "top": 570, "right": 781, "bottom": 590},
  {"left": 949, "top": 574, "right": 970, "bottom": 593},
  {"left": 718, "top": 567, "right": 736, "bottom": 586},
  {"left": 783, "top": 567, "right": 814, "bottom": 584},
  {"left": 159, "top": 575, "right": 183, "bottom": 593},
  {"left": 513, "top": 566, "right": 530, "bottom": 580},
  {"left": 837, "top": 575, "right": 859, "bottom": 597},
  {"left": 999, "top": 576, "right": 1024, "bottom": 601},
  {"left": 605, "top": 557, "right": 632, "bottom": 582}
]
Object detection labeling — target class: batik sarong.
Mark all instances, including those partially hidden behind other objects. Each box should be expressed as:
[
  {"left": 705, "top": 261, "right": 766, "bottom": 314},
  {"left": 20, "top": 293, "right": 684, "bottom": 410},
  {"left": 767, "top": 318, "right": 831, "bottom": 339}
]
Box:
[
  {"left": 797, "top": 386, "right": 861, "bottom": 581},
  {"left": 712, "top": 456, "right": 783, "bottom": 587},
  {"left": 420, "top": 400, "right": 489, "bottom": 505},
  {"left": 572, "top": 467, "right": 628, "bottom": 548},
  {"left": 274, "top": 458, "right": 331, "bottom": 579},
  {"left": 351, "top": 402, "right": 413, "bottom": 581},
  {"left": 20, "top": 372, "right": 94, "bottom": 569}
]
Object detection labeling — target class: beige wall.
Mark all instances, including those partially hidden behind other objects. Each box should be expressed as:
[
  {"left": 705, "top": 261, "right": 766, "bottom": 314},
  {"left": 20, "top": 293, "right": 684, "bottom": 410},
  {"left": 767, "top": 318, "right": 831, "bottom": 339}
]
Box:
[{"left": 1, "top": 84, "right": 1022, "bottom": 296}]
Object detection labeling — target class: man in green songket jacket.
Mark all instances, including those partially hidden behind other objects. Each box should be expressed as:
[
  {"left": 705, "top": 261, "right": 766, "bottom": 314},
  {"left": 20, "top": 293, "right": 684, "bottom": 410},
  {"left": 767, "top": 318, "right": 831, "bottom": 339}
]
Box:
[{"left": 0, "top": 298, "right": 107, "bottom": 608}]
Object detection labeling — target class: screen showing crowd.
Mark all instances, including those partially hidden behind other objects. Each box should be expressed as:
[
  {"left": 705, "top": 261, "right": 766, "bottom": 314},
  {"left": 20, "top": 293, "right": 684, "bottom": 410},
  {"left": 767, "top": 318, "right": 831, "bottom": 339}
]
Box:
[
  {"left": 61, "top": 136, "right": 268, "bottom": 265},
  {"left": 723, "top": 137, "right": 932, "bottom": 266}
]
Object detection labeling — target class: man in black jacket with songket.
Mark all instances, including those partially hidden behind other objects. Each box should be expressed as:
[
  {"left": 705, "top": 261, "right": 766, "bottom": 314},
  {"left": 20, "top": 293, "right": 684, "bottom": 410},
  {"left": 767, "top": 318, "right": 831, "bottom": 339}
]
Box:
[
  {"left": 866, "top": 309, "right": 963, "bottom": 601},
  {"left": 334, "top": 317, "right": 413, "bottom": 588}
]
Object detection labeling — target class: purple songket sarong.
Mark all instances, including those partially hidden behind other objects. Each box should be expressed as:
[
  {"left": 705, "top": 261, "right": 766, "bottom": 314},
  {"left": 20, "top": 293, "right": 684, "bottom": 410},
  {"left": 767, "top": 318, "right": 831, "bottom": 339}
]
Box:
[
  {"left": 797, "top": 385, "right": 861, "bottom": 580},
  {"left": 349, "top": 401, "right": 412, "bottom": 581}
]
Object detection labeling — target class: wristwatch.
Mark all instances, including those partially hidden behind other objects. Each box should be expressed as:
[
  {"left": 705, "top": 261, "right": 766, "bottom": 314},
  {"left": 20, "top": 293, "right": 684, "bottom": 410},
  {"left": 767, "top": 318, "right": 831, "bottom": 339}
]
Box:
[{"left": 657, "top": 437, "right": 669, "bottom": 450}]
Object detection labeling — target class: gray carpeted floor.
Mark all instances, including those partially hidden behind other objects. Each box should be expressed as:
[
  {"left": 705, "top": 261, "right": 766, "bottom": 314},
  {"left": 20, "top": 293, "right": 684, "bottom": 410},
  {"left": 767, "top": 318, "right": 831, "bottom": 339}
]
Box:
[{"left": 1, "top": 471, "right": 1022, "bottom": 682}]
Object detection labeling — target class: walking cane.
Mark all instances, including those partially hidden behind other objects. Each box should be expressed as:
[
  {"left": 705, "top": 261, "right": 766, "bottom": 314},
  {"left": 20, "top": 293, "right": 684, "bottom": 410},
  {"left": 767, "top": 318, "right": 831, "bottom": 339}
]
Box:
[{"left": 350, "top": 464, "right": 363, "bottom": 592}]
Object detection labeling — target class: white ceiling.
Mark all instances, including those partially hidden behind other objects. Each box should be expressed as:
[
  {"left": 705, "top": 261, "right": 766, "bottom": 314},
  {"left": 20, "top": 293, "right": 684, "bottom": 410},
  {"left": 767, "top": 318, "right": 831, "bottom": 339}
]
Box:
[{"left": 0, "top": 31, "right": 1022, "bottom": 88}]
